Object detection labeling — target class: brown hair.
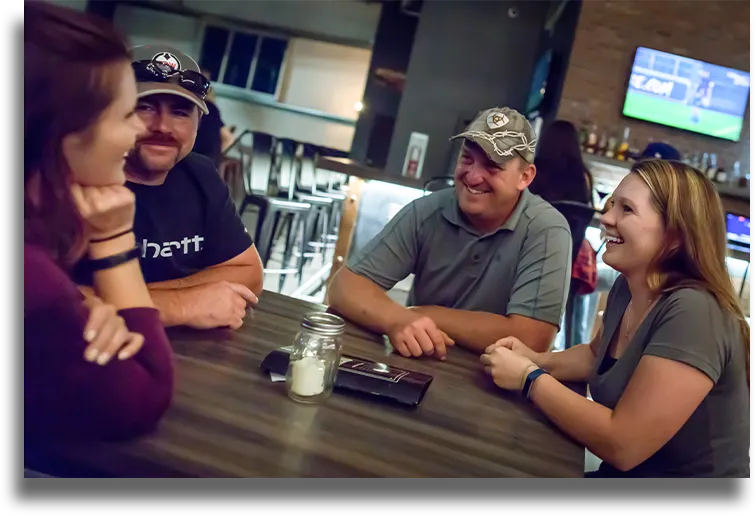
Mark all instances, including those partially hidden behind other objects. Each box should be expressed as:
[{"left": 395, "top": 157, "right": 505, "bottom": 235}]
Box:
[
  {"left": 633, "top": 159, "right": 750, "bottom": 386},
  {"left": 24, "top": 2, "right": 131, "bottom": 269}
]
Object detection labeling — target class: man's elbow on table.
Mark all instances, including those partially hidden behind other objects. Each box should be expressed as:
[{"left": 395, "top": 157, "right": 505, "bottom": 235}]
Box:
[
  {"left": 327, "top": 268, "right": 390, "bottom": 321},
  {"left": 220, "top": 244, "right": 264, "bottom": 297},
  {"left": 326, "top": 267, "right": 356, "bottom": 312},
  {"left": 240, "top": 263, "right": 264, "bottom": 298}
]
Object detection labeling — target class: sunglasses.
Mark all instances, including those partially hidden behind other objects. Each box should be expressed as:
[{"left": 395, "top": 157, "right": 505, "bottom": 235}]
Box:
[{"left": 132, "top": 59, "right": 211, "bottom": 100}]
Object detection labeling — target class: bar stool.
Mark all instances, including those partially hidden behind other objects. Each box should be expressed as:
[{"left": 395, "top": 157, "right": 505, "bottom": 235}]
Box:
[
  {"left": 295, "top": 192, "right": 333, "bottom": 264},
  {"left": 234, "top": 130, "right": 279, "bottom": 237},
  {"left": 297, "top": 143, "right": 320, "bottom": 194},
  {"left": 233, "top": 132, "right": 311, "bottom": 292},
  {"left": 310, "top": 189, "right": 346, "bottom": 238},
  {"left": 252, "top": 196, "right": 312, "bottom": 291},
  {"left": 273, "top": 138, "right": 302, "bottom": 201}
]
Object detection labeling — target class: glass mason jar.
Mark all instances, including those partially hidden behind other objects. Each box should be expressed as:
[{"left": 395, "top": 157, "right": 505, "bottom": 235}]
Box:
[{"left": 285, "top": 312, "right": 345, "bottom": 404}]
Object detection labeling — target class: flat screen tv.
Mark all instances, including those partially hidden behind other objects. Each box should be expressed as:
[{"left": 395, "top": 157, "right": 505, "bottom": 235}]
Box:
[{"left": 622, "top": 47, "right": 750, "bottom": 142}]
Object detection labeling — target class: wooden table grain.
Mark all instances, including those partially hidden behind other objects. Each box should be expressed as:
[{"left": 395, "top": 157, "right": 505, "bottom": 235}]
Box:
[{"left": 27, "top": 292, "right": 586, "bottom": 478}]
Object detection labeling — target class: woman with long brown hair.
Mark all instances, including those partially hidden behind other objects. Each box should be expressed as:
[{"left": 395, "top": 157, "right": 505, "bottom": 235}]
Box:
[
  {"left": 25, "top": 2, "right": 173, "bottom": 442},
  {"left": 481, "top": 159, "right": 749, "bottom": 477},
  {"left": 530, "top": 120, "right": 594, "bottom": 209}
]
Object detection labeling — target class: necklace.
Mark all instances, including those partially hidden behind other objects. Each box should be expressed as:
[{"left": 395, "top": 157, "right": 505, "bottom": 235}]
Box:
[{"left": 623, "top": 298, "right": 656, "bottom": 341}]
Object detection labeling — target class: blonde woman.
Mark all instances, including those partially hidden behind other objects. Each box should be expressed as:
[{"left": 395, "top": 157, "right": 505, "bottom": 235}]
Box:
[{"left": 481, "top": 160, "right": 749, "bottom": 477}]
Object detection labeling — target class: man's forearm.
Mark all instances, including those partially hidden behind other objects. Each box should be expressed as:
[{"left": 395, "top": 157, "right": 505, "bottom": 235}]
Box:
[
  {"left": 415, "top": 306, "right": 554, "bottom": 353},
  {"left": 327, "top": 269, "right": 408, "bottom": 335},
  {"left": 148, "top": 264, "right": 262, "bottom": 295},
  {"left": 148, "top": 288, "right": 191, "bottom": 327}
]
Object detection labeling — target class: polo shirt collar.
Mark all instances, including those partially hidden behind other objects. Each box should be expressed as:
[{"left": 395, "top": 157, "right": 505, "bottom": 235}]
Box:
[{"left": 443, "top": 188, "right": 531, "bottom": 235}]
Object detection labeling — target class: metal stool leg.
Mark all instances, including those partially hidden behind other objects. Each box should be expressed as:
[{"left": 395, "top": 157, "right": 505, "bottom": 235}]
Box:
[
  {"left": 319, "top": 207, "right": 329, "bottom": 263},
  {"left": 296, "top": 213, "right": 308, "bottom": 287},
  {"left": 256, "top": 208, "right": 279, "bottom": 268},
  {"left": 278, "top": 213, "right": 296, "bottom": 292}
]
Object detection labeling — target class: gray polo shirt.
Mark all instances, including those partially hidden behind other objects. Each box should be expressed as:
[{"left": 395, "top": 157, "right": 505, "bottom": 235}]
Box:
[
  {"left": 590, "top": 276, "right": 750, "bottom": 477},
  {"left": 347, "top": 188, "right": 572, "bottom": 327}
]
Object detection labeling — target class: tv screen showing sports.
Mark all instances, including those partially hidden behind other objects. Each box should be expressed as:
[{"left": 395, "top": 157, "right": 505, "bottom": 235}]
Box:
[{"left": 622, "top": 47, "right": 750, "bottom": 141}]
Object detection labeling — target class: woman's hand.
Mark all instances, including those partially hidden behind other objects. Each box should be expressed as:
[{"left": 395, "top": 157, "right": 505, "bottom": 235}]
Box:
[
  {"left": 70, "top": 184, "right": 135, "bottom": 241},
  {"left": 486, "top": 336, "right": 541, "bottom": 364},
  {"left": 82, "top": 300, "right": 144, "bottom": 365},
  {"left": 480, "top": 345, "right": 538, "bottom": 391}
]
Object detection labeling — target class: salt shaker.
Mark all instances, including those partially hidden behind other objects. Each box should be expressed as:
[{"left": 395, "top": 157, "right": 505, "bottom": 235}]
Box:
[{"left": 286, "top": 312, "right": 345, "bottom": 404}]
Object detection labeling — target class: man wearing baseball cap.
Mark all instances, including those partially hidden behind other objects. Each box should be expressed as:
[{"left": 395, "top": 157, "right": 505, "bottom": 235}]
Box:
[
  {"left": 329, "top": 107, "right": 572, "bottom": 357},
  {"left": 78, "top": 45, "right": 263, "bottom": 330}
]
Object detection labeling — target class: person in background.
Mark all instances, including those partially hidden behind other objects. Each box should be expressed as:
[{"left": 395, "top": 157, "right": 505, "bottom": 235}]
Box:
[
  {"left": 24, "top": 2, "right": 173, "bottom": 442},
  {"left": 76, "top": 45, "right": 264, "bottom": 331},
  {"left": 529, "top": 120, "right": 597, "bottom": 348},
  {"left": 193, "top": 67, "right": 235, "bottom": 169},
  {"left": 530, "top": 120, "right": 593, "bottom": 210},
  {"left": 481, "top": 159, "right": 749, "bottom": 477},
  {"left": 640, "top": 142, "right": 681, "bottom": 161},
  {"left": 329, "top": 107, "right": 572, "bottom": 358}
]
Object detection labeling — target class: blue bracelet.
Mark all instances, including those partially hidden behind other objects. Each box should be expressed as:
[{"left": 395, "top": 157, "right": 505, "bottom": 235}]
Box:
[{"left": 521, "top": 368, "right": 549, "bottom": 399}]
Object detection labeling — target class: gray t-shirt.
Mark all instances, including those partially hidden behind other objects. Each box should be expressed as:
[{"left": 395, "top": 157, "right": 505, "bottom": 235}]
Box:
[
  {"left": 589, "top": 276, "right": 750, "bottom": 477},
  {"left": 347, "top": 188, "right": 571, "bottom": 327}
]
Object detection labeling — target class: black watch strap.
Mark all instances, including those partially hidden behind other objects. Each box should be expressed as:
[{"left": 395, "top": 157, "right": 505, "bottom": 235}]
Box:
[
  {"left": 87, "top": 245, "right": 141, "bottom": 273},
  {"left": 521, "top": 368, "right": 549, "bottom": 399}
]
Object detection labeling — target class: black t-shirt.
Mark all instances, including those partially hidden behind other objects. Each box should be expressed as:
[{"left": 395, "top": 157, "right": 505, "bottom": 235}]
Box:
[
  {"left": 193, "top": 100, "right": 224, "bottom": 169},
  {"left": 75, "top": 153, "right": 252, "bottom": 285}
]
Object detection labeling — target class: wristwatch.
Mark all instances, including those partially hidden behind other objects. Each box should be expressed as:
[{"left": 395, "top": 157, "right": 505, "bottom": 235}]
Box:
[
  {"left": 86, "top": 245, "right": 141, "bottom": 273},
  {"left": 521, "top": 368, "right": 549, "bottom": 399}
]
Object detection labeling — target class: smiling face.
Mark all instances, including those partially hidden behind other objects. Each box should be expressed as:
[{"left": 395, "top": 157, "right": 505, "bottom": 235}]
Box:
[
  {"left": 61, "top": 62, "right": 145, "bottom": 186},
  {"left": 599, "top": 173, "right": 666, "bottom": 278},
  {"left": 453, "top": 140, "right": 535, "bottom": 230},
  {"left": 125, "top": 93, "right": 200, "bottom": 182}
]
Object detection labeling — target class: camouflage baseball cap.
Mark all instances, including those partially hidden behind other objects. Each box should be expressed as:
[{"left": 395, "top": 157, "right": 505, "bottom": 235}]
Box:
[
  {"left": 450, "top": 107, "right": 537, "bottom": 164},
  {"left": 130, "top": 45, "right": 209, "bottom": 115}
]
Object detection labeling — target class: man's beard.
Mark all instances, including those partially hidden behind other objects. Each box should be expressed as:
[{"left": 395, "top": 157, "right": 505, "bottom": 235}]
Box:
[{"left": 124, "top": 143, "right": 181, "bottom": 181}]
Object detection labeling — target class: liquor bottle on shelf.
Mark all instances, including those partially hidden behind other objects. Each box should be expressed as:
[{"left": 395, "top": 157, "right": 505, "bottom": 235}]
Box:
[
  {"left": 691, "top": 153, "right": 701, "bottom": 170},
  {"left": 615, "top": 127, "right": 630, "bottom": 160},
  {"left": 585, "top": 124, "right": 598, "bottom": 154},
  {"left": 731, "top": 161, "right": 742, "bottom": 187},
  {"left": 701, "top": 152, "right": 710, "bottom": 173},
  {"left": 715, "top": 166, "right": 729, "bottom": 184},
  {"left": 597, "top": 132, "right": 608, "bottom": 156},
  {"left": 605, "top": 134, "right": 618, "bottom": 159},
  {"left": 706, "top": 153, "right": 718, "bottom": 181}
]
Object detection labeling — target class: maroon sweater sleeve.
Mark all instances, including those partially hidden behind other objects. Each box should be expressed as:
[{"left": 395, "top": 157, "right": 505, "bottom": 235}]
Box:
[{"left": 24, "top": 244, "right": 175, "bottom": 442}]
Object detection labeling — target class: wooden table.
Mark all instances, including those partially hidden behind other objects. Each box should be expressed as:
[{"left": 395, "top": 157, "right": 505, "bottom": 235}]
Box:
[{"left": 27, "top": 292, "right": 586, "bottom": 478}]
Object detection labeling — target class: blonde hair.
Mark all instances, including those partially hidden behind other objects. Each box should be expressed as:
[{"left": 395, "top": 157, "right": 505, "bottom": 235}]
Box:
[{"left": 633, "top": 159, "right": 750, "bottom": 385}]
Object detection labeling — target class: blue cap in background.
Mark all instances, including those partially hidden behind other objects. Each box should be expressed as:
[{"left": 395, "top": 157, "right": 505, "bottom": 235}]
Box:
[{"left": 640, "top": 142, "right": 681, "bottom": 161}]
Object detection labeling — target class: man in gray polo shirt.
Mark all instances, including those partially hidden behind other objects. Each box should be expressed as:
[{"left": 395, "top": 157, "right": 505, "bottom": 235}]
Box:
[{"left": 329, "top": 107, "right": 571, "bottom": 358}]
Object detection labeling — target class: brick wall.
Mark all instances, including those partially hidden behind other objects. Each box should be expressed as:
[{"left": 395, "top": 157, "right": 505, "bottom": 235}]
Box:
[{"left": 557, "top": 0, "right": 750, "bottom": 170}]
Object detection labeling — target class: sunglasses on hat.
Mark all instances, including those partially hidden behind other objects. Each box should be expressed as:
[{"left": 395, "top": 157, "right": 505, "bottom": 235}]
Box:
[{"left": 132, "top": 59, "right": 211, "bottom": 100}]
